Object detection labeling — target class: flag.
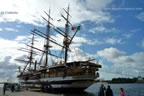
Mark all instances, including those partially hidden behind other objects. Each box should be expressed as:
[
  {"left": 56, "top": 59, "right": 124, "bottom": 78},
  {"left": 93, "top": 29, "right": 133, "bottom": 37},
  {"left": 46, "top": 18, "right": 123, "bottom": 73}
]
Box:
[
  {"left": 76, "top": 25, "right": 81, "bottom": 31},
  {"left": 71, "top": 27, "right": 76, "bottom": 30},
  {"left": 71, "top": 25, "right": 81, "bottom": 31}
]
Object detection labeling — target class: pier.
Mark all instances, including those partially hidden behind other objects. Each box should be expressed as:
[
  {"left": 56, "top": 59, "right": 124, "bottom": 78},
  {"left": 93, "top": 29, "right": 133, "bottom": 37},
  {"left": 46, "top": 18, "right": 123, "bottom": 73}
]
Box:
[{"left": 0, "top": 88, "right": 60, "bottom": 96}]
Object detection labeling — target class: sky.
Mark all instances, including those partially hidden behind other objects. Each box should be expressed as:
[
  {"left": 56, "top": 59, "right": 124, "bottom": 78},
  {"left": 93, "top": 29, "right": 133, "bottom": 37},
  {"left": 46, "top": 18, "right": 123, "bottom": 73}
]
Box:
[{"left": 0, "top": 0, "right": 144, "bottom": 81}]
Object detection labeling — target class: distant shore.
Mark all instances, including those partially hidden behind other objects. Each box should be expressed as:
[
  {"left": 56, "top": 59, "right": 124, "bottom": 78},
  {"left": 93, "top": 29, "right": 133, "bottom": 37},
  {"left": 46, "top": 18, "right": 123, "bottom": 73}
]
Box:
[
  {"left": 95, "top": 81, "right": 144, "bottom": 84},
  {"left": 95, "top": 77, "right": 144, "bottom": 84}
]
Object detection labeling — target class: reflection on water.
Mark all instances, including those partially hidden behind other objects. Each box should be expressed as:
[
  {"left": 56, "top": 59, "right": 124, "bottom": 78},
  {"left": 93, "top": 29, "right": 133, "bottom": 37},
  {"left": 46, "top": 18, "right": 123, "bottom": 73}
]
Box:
[{"left": 64, "top": 92, "right": 95, "bottom": 96}]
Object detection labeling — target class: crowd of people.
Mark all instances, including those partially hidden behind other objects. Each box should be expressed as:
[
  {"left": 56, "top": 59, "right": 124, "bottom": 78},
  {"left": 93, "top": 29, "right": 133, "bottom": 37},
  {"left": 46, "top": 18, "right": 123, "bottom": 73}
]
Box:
[{"left": 98, "top": 84, "right": 125, "bottom": 96}]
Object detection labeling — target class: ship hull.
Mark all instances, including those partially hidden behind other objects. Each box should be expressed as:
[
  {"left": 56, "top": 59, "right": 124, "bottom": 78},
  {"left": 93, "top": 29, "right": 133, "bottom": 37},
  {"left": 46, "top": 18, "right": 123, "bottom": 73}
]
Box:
[
  {"left": 18, "top": 76, "right": 96, "bottom": 93},
  {"left": 47, "top": 87, "right": 87, "bottom": 93}
]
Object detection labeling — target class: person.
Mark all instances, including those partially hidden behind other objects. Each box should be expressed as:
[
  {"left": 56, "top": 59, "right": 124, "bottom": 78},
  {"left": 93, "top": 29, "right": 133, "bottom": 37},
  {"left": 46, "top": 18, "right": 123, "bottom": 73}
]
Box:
[
  {"left": 98, "top": 84, "right": 106, "bottom": 96},
  {"left": 106, "top": 85, "right": 113, "bottom": 96},
  {"left": 120, "top": 88, "right": 125, "bottom": 96},
  {"left": 3, "top": 83, "right": 7, "bottom": 95},
  {"left": 11, "top": 84, "right": 15, "bottom": 92}
]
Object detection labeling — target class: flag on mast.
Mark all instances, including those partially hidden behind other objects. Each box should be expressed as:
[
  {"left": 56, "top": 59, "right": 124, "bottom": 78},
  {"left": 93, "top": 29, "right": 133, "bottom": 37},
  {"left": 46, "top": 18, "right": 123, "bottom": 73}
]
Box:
[
  {"left": 71, "top": 27, "right": 76, "bottom": 30},
  {"left": 71, "top": 25, "right": 81, "bottom": 31},
  {"left": 76, "top": 25, "right": 80, "bottom": 31}
]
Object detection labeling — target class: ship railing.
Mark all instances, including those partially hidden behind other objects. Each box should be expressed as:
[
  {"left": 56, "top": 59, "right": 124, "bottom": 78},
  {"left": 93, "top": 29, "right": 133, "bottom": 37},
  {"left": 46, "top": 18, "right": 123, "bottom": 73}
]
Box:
[
  {"left": 39, "top": 68, "right": 99, "bottom": 78},
  {"left": 39, "top": 72, "right": 97, "bottom": 78}
]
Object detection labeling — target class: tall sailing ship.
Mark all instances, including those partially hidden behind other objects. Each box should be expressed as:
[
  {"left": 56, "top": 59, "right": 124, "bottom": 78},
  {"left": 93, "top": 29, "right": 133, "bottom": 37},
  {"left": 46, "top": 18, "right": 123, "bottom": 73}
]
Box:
[{"left": 16, "top": 6, "right": 102, "bottom": 92}]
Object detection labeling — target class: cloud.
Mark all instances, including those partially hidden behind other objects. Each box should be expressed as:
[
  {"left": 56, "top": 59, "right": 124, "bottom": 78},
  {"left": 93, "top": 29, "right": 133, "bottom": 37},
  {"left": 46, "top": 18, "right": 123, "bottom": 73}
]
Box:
[
  {"left": 0, "top": 0, "right": 113, "bottom": 26},
  {"left": 15, "top": 36, "right": 27, "bottom": 41},
  {"left": 123, "top": 34, "right": 132, "bottom": 39},
  {"left": 0, "top": 70, "right": 16, "bottom": 80},
  {"left": 87, "top": 39, "right": 103, "bottom": 45},
  {"left": 97, "top": 47, "right": 125, "bottom": 60},
  {"left": 77, "top": 38, "right": 123, "bottom": 46},
  {"left": 104, "top": 38, "right": 122, "bottom": 45},
  {"left": 0, "top": 56, "right": 18, "bottom": 79},
  {"left": 5, "top": 27, "right": 19, "bottom": 32},
  {"left": 0, "top": 36, "right": 36, "bottom": 80},
  {"left": 97, "top": 47, "right": 144, "bottom": 76},
  {"left": 137, "top": 12, "right": 144, "bottom": 21},
  {"left": 81, "top": 0, "right": 113, "bottom": 11},
  {"left": 69, "top": 48, "right": 92, "bottom": 62},
  {"left": 0, "top": 28, "right": 3, "bottom": 31},
  {"left": 0, "top": 37, "right": 25, "bottom": 58},
  {"left": 141, "top": 40, "right": 144, "bottom": 48},
  {"left": 0, "top": 36, "right": 30, "bottom": 68},
  {"left": 0, "top": 56, "right": 18, "bottom": 70},
  {"left": 89, "top": 26, "right": 118, "bottom": 33}
]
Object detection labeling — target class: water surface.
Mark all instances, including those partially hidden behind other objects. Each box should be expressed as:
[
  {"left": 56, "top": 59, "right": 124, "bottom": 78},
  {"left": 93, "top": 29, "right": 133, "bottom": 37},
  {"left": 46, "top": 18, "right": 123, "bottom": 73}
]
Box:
[{"left": 64, "top": 83, "right": 144, "bottom": 96}]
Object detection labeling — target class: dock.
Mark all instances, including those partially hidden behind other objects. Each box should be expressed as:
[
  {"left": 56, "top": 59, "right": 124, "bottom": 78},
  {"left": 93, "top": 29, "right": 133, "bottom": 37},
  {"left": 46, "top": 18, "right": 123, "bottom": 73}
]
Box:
[{"left": 0, "top": 88, "right": 60, "bottom": 96}]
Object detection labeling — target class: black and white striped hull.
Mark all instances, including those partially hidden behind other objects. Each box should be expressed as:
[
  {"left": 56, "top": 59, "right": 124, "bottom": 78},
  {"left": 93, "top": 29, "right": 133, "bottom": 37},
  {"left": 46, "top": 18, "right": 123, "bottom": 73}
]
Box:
[{"left": 19, "top": 76, "right": 97, "bottom": 92}]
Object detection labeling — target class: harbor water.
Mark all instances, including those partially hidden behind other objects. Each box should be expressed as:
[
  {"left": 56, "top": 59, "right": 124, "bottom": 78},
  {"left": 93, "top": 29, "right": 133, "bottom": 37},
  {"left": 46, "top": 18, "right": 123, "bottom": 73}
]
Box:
[{"left": 64, "top": 83, "right": 144, "bottom": 96}]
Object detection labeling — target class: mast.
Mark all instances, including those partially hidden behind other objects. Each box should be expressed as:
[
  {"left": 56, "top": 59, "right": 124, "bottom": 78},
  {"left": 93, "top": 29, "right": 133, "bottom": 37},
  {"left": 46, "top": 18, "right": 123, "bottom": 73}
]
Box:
[
  {"left": 44, "top": 9, "right": 52, "bottom": 67},
  {"left": 63, "top": 5, "right": 70, "bottom": 64},
  {"left": 16, "top": 31, "right": 36, "bottom": 72},
  {"left": 28, "top": 32, "right": 35, "bottom": 70}
]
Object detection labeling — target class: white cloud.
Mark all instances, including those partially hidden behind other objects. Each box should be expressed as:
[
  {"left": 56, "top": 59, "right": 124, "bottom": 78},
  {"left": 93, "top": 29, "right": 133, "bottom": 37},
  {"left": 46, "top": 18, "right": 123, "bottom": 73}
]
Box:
[
  {"left": 81, "top": 38, "right": 123, "bottom": 46},
  {"left": 0, "top": 37, "right": 25, "bottom": 58},
  {"left": 0, "top": 56, "right": 18, "bottom": 70},
  {"left": 82, "top": 0, "right": 113, "bottom": 11},
  {"left": 15, "top": 36, "right": 27, "bottom": 41},
  {"left": 87, "top": 39, "right": 103, "bottom": 45},
  {"left": 0, "top": 35, "right": 50, "bottom": 80},
  {"left": 5, "top": 27, "right": 19, "bottom": 32},
  {"left": 97, "top": 47, "right": 144, "bottom": 77},
  {"left": 141, "top": 40, "right": 144, "bottom": 48},
  {"left": 71, "top": 37, "right": 123, "bottom": 46},
  {"left": 137, "top": 12, "right": 144, "bottom": 21},
  {"left": 123, "top": 34, "right": 132, "bottom": 39},
  {"left": 105, "top": 38, "right": 122, "bottom": 45},
  {"left": 97, "top": 47, "right": 125, "bottom": 60},
  {"left": 0, "top": 37, "right": 26, "bottom": 80},
  {"left": 0, "top": 28, "right": 3, "bottom": 31},
  {"left": 89, "top": 26, "right": 118, "bottom": 33},
  {"left": 16, "top": 25, "right": 22, "bottom": 28},
  {"left": 0, "top": 0, "right": 113, "bottom": 26},
  {"left": 69, "top": 48, "right": 92, "bottom": 62}
]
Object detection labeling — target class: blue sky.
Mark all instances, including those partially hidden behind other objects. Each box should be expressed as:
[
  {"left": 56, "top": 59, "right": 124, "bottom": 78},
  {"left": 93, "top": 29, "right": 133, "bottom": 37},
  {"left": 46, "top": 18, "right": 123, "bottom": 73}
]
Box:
[{"left": 0, "top": 0, "right": 144, "bottom": 80}]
